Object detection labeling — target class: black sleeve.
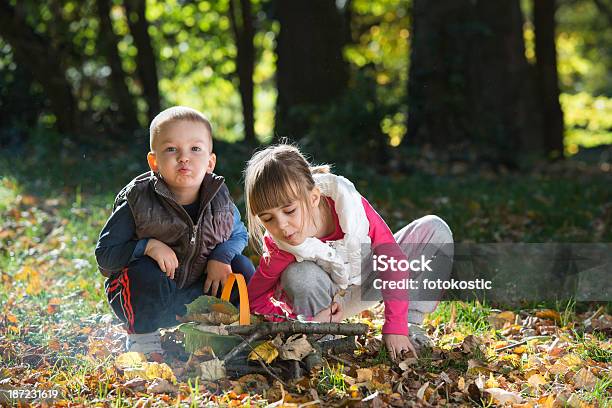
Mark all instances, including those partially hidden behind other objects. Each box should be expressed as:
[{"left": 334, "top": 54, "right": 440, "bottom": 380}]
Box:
[{"left": 95, "top": 201, "right": 149, "bottom": 273}]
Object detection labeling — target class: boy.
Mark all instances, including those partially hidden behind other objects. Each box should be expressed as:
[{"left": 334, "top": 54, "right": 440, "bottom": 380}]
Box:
[{"left": 95, "top": 106, "right": 254, "bottom": 355}]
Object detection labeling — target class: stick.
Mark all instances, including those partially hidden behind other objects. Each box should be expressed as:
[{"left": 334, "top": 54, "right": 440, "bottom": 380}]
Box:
[
  {"left": 325, "top": 352, "right": 358, "bottom": 369},
  {"left": 226, "top": 322, "right": 368, "bottom": 336},
  {"left": 222, "top": 332, "right": 261, "bottom": 362},
  {"left": 496, "top": 336, "right": 552, "bottom": 352},
  {"left": 319, "top": 336, "right": 358, "bottom": 354},
  {"left": 236, "top": 333, "right": 290, "bottom": 389}
]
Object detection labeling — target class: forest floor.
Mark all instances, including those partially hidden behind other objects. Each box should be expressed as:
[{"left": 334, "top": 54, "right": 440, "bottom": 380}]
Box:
[{"left": 0, "top": 141, "right": 610, "bottom": 407}]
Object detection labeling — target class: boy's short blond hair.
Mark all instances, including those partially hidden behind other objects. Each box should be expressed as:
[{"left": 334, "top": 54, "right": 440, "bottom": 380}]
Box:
[{"left": 149, "top": 106, "right": 213, "bottom": 151}]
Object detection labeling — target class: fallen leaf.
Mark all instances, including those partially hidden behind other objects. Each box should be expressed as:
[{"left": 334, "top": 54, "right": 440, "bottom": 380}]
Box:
[
  {"left": 467, "top": 359, "right": 491, "bottom": 375},
  {"left": 398, "top": 357, "right": 418, "bottom": 371},
  {"left": 248, "top": 340, "right": 279, "bottom": 364},
  {"left": 416, "top": 381, "right": 429, "bottom": 400},
  {"left": 115, "top": 352, "right": 147, "bottom": 368},
  {"left": 572, "top": 368, "right": 597, "bottom": 391},
  {"left": 457, "top": 376, "right": 466, "bottom": 392},
  {"left": 124, "top": 377, "right": 146, "bottom": 392},
  {"left": 279, "top": 334, "right": 314, "bottom": 361},
  {"left": 536, "top": 309, "right": 561, "bottom": 323},
  {"left": 527, "top": 373, "right": 547, "bottom": 388},
  {"left": 123, "top": 362, "right": 177, "bottom": 384},
  {"left": 147, "top": 378, "right": 178, "bottom": 394},
  {"left": 356, "top": 368, "right": 373, "bottom": 383},
  {"left": 485, "top": 373, "right": 499, "bottom": 388},
  {"left": 485, "top": 388, "right": 523, "bottom": 404},
  {"left": 200, "top": 358, "right": 226, "bottom": 381}
]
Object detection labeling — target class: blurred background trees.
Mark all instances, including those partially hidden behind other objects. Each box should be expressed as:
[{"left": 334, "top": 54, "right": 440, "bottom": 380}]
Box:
[{"left": 0, "top": 0, "right": 610, "bottom": 167}]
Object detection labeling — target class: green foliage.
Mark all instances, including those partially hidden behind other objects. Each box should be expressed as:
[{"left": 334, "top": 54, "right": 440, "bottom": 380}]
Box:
[
  {"left": 184, "top": 295, "right": 238, "bottom": 316},
  {"left": 561, "top": 92, "right": 612, "bottom": 154},
  {"left": 429, "top": 301, "right": 492, "bottom": 334},
  {"left": 581, "top": 376, "right": 612, "bottom": 407},
  {"left": 556, "top": 0, "right": 612, "bottom": 95},
  {"left": 317, "top": 363, "right": 348, "bottom": 395}
]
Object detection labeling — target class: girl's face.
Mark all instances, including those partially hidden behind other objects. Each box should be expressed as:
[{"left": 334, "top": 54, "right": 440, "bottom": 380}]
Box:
[{"left": 257, "top": 188, "right": 321, "bottom": 246}]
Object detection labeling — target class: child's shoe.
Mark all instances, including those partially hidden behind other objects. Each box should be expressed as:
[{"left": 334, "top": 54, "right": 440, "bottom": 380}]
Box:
[{"left": 126, "top": 330, "right": 164, "bottom": 355}]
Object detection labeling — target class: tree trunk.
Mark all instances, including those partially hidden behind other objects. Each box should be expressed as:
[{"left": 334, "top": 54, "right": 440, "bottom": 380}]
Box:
[
  {"left": 124, "top": 0, "right": 161, "bottom": 122},
  {"left": 96, "top": 0, "right": 140, "bottom": 131},
  {"left": 0, "top": 0, "right": 81, "bottom": 135},
  {"left": 404, "top": 0, "right": 542, "bottom": 166},
  {"left": 274, "top": 0, "right": 349, "bottom": 140},
  {"left": 229, "top": 0, "right": 256, "bottom": 144},
  {"left": 533, "top": 0, "right": 564, "bottom": 157}
]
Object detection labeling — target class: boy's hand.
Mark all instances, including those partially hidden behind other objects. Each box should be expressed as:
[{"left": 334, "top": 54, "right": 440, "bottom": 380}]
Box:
[
  {"left": 313, "top": 302, "right": 343, "bottom": 323},
  {"left": 383, "top": 334, "right": 418, "bottom": 361},
  {"left": 204, "top": 259, "right": 232, "bottom": 297},
  {"left": 145, "top": 238, "right": 179, "bottom": 279}
]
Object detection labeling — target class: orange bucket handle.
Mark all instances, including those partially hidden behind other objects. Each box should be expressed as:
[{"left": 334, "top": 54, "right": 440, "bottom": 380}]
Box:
[{"left": 220, "top": 273, "right": 250, "bottom": 325}]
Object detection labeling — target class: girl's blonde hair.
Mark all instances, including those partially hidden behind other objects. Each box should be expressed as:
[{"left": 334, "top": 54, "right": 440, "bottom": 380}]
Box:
[{"left": 244, "top": 143, "right": 329, "bottom": 253}]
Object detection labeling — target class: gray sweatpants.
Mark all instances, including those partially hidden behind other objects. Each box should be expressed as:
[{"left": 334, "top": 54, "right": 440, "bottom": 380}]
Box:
[{"left": 280, "top": 215, "right": 454, "bottom": 325}]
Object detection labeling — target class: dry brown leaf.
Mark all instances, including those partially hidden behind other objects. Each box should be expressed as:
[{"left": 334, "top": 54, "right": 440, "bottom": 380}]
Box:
[
  {"left": 398, "top": 356, "right": 418, "bottom": 371},
  {"left": 200, "top": 358, "right": 226, "bottom": 381},
  {"left": 279, "top": 334, "right": 314, "bottom": 361},
  {"left": 416, "top": 381, "right": 429, "bottom": 400},
  {"left": 536, "top": 309, "right": 561, "bottom": 323},
  {"left": 467, "top": 359, "right": 491, "bottom": 376},
  {"left": 572, "top": 368, "right": 598, "bottom": 391},
  {"left": 147, "top": 378, "right": 178, "bottom": 394},
  {"left": 484, "top": 387, "right": 523, "bottom": 404},
  {"left": 356, "top": 368, "right": 373, "bottom": 383}
]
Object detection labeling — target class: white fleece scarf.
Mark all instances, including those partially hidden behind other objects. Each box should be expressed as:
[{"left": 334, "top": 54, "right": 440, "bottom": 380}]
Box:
[{"left": 275, "top": 173, "right": 371, "bottom": 289}]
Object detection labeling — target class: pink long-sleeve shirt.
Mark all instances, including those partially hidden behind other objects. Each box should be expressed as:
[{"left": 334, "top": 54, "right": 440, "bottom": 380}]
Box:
[{"left": 247, "top": 196, "right": 410, "bottom": 335}]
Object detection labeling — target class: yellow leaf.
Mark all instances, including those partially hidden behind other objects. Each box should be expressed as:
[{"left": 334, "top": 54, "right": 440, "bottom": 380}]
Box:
[
  {"left": 210, "top": 303, "right": 238, "bottom": 315},
  {"left": 26, "top": 274, "right": 42, "bottom": 295},
  {"left": 248, "top": 341, "right": 279, "bottom": 364},
  {"left": 467, "top": 359, "right": 491, "bottom": 375},
  {"left": 15, "top": 265, "right": 33, "bottom": 282},
  {"left": 144, "top": 362, "right": 177, "bottom": 384},
  {"left": 497, "top": 311, "right": 516, "bottom": 322},
  {"left": 537, "top": 394, "right": 556, "bottom": 408},
  {"left": 123, "top": 362, "right": 177, "bottom": 383},
  {"left": 527, "top": 373, "right": 547, "bottom": 387},
  {"left": 115, "top": 351, "right": 147, "bottom": 368},
  {"left": 457, "top": 376, "right": 466, "bottom": 392},
  {"left": 513, "top": 345, "right": 527, "bottom": 354},
  {"left": 536, "top": 309, "right": 561, "bottom": 323},
  {"left": 6, "top": 313, "right": 18, "bottom": 323},
  {"left": 485, "top": 373, "right": 499, "bottom": 388}
]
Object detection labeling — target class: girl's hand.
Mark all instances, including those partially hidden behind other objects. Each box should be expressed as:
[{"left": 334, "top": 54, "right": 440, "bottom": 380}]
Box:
[
  {"left": 145, "top": 238, "right": 179, "bottom": 279},
  {"left": 313, "top": 302, "right": 343, "bottom": 323},
  {"left": 383, "top": 334, "right": 418, "bottom": 361},
  {"left": 204, "top": 259, "right": 232, "bottom": 297}
]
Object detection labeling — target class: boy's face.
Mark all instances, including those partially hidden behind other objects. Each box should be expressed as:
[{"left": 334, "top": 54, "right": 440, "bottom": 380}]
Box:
[{"left": 147, "top": 120, "right": 216, "bottom": 194}]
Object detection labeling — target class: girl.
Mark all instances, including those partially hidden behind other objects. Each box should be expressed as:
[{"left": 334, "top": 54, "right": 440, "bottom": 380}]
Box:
[{"left": 244, "top": 144, "right": 453, "bottom": 359}]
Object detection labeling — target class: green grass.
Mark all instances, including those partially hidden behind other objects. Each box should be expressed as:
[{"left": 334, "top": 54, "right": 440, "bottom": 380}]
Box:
[
  {"left": 581, "top": 376, "right": 612, "bottom": 408},
  {"left": 429, "top": 300, "right": 492, "bottom": 334},
  {"left": 317, "top": 363, "right": 348, "bottom": 395}
]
